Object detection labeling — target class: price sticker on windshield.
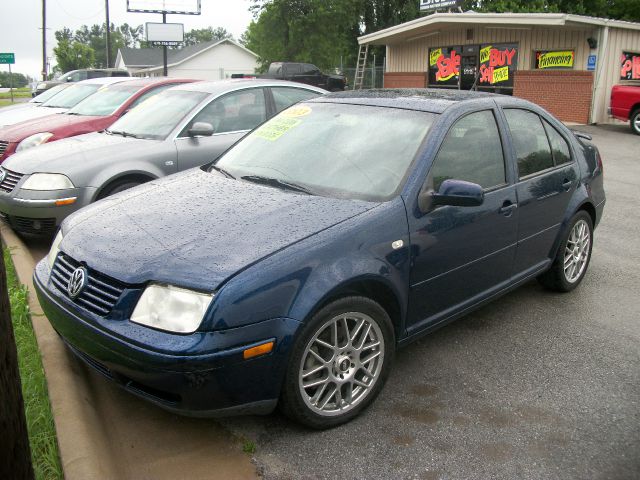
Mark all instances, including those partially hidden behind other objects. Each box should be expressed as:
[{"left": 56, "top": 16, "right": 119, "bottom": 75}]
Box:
[
  {"left": 282, "top": 105, "right": 312, "bottom": 118},
  {"left": 254, "top": 117, "right": 302, "bottom": 141}
]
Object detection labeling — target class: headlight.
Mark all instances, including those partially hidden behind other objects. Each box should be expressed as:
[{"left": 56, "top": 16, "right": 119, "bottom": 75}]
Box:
[
  {"left": 131, "top": 284, "right": 214, "bottom": 333},
  {"left": 48, "top": 230, "right": 63, "bottom": 268},
  {"left": 22, "top": 173, "right": 74, "bottom": 191},
  {"left": 16, "top": 132, "right": 54, "bottom": 152}
]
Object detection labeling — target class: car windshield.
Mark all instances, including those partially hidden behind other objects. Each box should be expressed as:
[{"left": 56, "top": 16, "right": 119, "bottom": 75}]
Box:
[
  {"left": 41, "top": 84, "right": 101, "bottom": 108},
  {"left": 31, "top": 84, "right": 68, "bottom": 104},
  {"left": 106, "top": 89, "right": 209, "bottom": 140},
  {"left": 67, "top": 84, "right": 140, "bottom": 116},
  {"left": 215, "top": 103, "right": 436, "bottom": 202}
]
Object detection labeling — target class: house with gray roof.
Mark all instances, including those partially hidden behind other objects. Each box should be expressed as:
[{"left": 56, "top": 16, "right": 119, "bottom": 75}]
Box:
[{"left": 115, "top": 38, "right": 259, "bottom": 80}]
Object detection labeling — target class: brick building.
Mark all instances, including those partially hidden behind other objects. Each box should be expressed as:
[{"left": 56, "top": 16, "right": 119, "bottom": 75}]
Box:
[{"left": 357, "top": 13, "right": 640, "bottom": 124}]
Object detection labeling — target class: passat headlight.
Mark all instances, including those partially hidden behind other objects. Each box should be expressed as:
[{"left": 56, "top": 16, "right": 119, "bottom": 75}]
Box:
[
  {"left": 22, "top": 173, "right": 74, "bottom": 190},
  {"left": 16, "top": 132, "right": 54, "bottom": 152},
  {"left": 131, "top": 284, "right": 214, "bottom": 334},
  {"left": 48, "top": 230, "right": 63, "bottom": 269}
]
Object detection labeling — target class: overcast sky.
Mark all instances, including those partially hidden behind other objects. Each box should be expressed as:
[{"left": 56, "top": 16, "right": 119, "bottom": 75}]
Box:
[{"left": 0, "top": 0, "right": 255, "bottom": 79}]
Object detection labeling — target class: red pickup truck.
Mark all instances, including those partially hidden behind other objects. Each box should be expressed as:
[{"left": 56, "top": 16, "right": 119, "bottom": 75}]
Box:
[{"left": 609, "top": 84, "right": 640, "bottom": 135}]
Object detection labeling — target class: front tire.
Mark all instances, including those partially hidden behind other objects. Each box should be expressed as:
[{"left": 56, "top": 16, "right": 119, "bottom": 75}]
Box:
[
  {"left": 537, "top": 211, "right": 593, "bottom": 292},
  {"left": 97, "top": 180, "right": 143, "bottom": 200},
  {"left": 280, "top": 296, "right": 395, "bottom": 429},
  {"left": 631, "top": 109, "right": 640, "bottom": 136}
]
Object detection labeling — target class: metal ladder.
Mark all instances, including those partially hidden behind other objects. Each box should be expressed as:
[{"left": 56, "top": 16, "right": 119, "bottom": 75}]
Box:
[{"left": 353, "top": 44, "right": 369, "bottom": 90}]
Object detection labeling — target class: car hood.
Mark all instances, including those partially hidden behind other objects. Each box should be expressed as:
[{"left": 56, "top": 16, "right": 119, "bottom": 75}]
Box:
[
  {"left": 0, "top": 106, "right": 67, "bottom": 128},
  {"left": 60, "top": 169, "right": 377, "bottom": 290},
  {"left": 3, "top": 132, "right": 151, "bottom": 177},
  {"left": 0, "top": 113, "right": 109, "bottom": 142}
]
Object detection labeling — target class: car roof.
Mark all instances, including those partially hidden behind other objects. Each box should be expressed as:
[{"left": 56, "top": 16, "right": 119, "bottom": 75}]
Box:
[
  {"left": 94, "top": 77, "right": 195, "bottom": 89},
  {"left": 308, "top": 88, "right": 505, "bottom": 114},
  {"left": 74, "top": 76, "right": 136, "bottom": 86},
  {"left": 168, "top": 79, "right": 328, "bottom": 95}
]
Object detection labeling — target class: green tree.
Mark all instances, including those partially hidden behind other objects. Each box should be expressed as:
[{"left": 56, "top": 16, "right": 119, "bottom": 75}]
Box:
[
  {"left": 53, "top": 39, "right": 95, "bottom": 72},
  {"left": 0, "top": 72, "right": 29, "bottom": 88},
  {"left": 183, "top": 26, "right": 234, "bottom": 46}
]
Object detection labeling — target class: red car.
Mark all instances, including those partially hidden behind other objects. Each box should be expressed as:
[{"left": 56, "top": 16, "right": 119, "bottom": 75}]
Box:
[
  {"left": 0, "top": 77, "right": 195, "bottom": 162},
  {"left": 609, "top": 84, "right": 640, "bottom": 135}
]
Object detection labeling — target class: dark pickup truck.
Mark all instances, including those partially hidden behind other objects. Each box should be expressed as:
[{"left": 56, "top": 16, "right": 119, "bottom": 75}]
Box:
[
  {"left": 609, "top": 84, "right": 640, "bottom": 135},
  {"left": 260, "top": 62, "right": 347, "bottom": 91}
]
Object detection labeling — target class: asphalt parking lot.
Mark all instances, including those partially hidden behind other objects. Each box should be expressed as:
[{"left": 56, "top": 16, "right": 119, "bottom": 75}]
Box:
[
  {"left": 221, "top": 124, "right": 640, "bottom": 480},
  {"left": 14, "top": 123, "right": 639, "bottom": 480}
]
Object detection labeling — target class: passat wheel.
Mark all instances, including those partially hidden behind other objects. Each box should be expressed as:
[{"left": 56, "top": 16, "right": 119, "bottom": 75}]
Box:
[
  {"left": 280, "top": 296, "right": 394, "bottom": 429},
  {"left": 631, "top": 109, "right": 640, "bottom": 136},
  {"left": 538, "top": 211, "right": 593, "bottom": 292}
]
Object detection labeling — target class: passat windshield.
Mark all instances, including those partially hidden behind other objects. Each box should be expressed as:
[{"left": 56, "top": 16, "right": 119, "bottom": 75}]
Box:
[
  {"left": 106, "top": 90, "right": 209, "bottom": 140},
  {"left": 67, "top": 85, "right": 140, "bottom": 116},
  {"left": 214, "top": 102, "right": 435, "bottom": 202},
  {"left": 40, "top": 84, "right": 101, "bottom": 108},
  {"left": 31, "top": 84, "right": 69, "bottom": 104}
]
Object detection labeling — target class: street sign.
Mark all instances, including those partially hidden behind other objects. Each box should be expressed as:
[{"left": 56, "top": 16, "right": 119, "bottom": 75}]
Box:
[
  {"left": 420, "top": 0, "right": 461, "bottom": 12},
  {"left": 587, "top": 55, "right": 597, "bottom": 71},
  {"left": 0, "top": 53, "right": 15, "bottom": 65}
]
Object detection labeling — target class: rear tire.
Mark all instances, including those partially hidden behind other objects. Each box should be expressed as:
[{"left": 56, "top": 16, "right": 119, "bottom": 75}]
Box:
[
  {"left": 97, "top": 180, "right": 143, "bottom": 200},
  {"left": 280, "top": 296, "right": 395, "bottom": 429},
  {"left": 537, "top": 211, "right": 593, "bottom": 292},
  {"left": 631, "top": 109, "right": 640, "bottom": 136}
]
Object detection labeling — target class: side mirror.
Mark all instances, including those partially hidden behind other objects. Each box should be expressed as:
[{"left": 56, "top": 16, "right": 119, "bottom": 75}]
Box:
[
  {"left": 419, "top": 179, "right": 484, "bottom": 212},
  {"left": 188, "top": 122, "right": 214, "bottom": 137}
]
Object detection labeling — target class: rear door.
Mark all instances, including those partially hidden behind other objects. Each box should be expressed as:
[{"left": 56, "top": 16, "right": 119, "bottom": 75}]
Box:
[
  {"left": 175, "top": 87, "right": 267, "bottom": 170},
  {"left": 406, "top": 108, "right": 518, "bottom": 332},
  {"left": 502, "top": 108, "right": 578, "bottom": 273}
]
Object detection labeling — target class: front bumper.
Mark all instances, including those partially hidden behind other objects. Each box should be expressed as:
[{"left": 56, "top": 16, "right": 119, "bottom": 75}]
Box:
[
  {"left": 33, "top": 259, "right": 301, "bottom": 416},
  {"left": 0, "top": 185, "right": 96, "bottom": 234}
]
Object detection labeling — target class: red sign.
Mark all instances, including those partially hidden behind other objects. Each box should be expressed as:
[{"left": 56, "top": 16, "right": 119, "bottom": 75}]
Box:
[
  {"left": 479, "top": 45, "right": 517, "bottom": 85},
  {"left": 620, "top": 52, "right": 640, "bottom": 80},
  {"left": 436, "top": 50, "right": 461, "bottom": 82}
]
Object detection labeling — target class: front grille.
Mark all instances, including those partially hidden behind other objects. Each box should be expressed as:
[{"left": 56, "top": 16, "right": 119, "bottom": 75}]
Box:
[
  {"left": 0, "top": 141, "right": 8, "bottom": 157},
  {"left": 0, "top": 168, "right": 23, "bottom": 193},
  {"left": 9, "top": 216, "right": 56, "bottom": 235},
  {"left": 51, "top": 253, "right": 126, "bottom": 317}
]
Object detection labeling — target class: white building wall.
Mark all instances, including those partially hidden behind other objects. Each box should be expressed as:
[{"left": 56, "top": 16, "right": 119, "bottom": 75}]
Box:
[{"left": 169, "top": 43, "right": 258, "bottom": 80}]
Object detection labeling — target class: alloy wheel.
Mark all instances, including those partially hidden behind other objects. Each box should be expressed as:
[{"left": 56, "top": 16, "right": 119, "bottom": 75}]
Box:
[{"left": 563, "top": 219, "right": 591, "bottom": 283}]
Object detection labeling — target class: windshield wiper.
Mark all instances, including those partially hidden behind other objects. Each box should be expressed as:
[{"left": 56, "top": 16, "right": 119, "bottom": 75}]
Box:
[
  {"left": 241, "top": 175, "right": 312, "bottom": 195},
  {"left": 211, "top": 165, "right": 235, "bottom": 179},
  {"left": 106, "top": 129, "right": 142, "bottom": 139}
]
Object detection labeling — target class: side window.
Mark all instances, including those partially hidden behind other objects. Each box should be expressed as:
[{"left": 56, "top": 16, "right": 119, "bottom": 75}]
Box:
[
  {"left": 87, "top": 70, "right": 105, "bottom": 79},
  {"left": 285, "top": 64, "right": 302, "bottom": 76},
  {"left": 66, "top": 71, "right": 82, "bottom": 82},
  {"left": 181, "top": 88, "right": 266, "bottom": 136},
  {"left": 504, "top": 109, "right": 554, "bottom": 178},
  {"left": 271, "top": 87, "right": 319, "bottom": 113},
  {"left": 430, "top": 110, "right": 506, "bottom": 191},
  {"left": 302, "top": 64, "right": 319, "bottom": 75},
  {"left": 542, "top": 119, "right": 571, "bottom": 165},
  {"left": 128, "top": 84, "right": 178, "bottom": 110}
]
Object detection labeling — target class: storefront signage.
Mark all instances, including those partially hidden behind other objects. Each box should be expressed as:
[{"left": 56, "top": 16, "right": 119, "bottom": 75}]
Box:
[
  {"left": 587, "top": 55, "right": 597, "bottom": 71},
  {"left": 535, "top": 50, "right": 574, "bottom": 69},
  {"left": 479, "top": 44, "right": 518, "bottom": 87},
  {"left": 620, "top": 51, "right": 640, "bottom": 80},
  {"left": 420, "top": 0, "right": 460, "bottom": 12},
  {"left": 428, "top": 46, "right": 461, "bottom": 86}
]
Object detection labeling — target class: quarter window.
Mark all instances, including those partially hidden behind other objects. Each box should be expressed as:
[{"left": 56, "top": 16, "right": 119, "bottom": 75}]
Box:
[
  {"left": 542, "top": 119, "right": 572, "bottom": 165},
  {"left": 182, "top": 88, "right": 266, "bottom": 136},
  {"left": 504, "top": 109, "right": 554, "bottom": 178},
  {"left": 271, "top": 87, "right": 319, "bottom": 113},
  {"left": 430, "top": 110, "right": 506, "bottom": 191}
]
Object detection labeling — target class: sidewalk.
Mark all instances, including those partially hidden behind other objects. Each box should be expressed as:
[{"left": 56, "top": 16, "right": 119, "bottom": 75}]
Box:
[{"left": 2, "top": 222, "right": 258, "bottom": 480}]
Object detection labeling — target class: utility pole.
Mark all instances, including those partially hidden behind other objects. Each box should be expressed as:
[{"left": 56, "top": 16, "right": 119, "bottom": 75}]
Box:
[
  {"left": 42, "top": 0, "right": 46, "bottom": 80},
  {"left": 162, "top": 12, "right": 168, "bottom": 76},
  {"left": 105, "top": 0, "right": 111, "bottom": 68}
]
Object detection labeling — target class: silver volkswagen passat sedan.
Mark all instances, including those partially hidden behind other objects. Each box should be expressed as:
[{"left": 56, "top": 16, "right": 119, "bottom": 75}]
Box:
[{"left": 0, "top": 79, "right": 326, "bottom": 234}]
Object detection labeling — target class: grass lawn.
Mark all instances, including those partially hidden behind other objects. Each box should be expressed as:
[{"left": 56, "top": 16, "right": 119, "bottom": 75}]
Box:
[
  {"left": 4, "top": 248, "right": 63, "bottom": 480},
  {"left": 0, "top": 87, "right": 32, "bottom": 99}
]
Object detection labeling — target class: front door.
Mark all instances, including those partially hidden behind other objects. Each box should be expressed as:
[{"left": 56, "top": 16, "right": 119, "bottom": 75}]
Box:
[
  {"left": 175, "top": 88, "right": 267, "bottom": 170},
  {"left": 406, "top": 109, "right": 518, "bottom": 333}
]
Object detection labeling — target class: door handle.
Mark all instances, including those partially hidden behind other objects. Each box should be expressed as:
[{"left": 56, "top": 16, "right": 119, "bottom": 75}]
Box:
[
  {"left": 499, "top": 202, "right": 517, "bottom": 216},
  {"left": 562, "top": 179, "right": 573, "bottom": 191}
]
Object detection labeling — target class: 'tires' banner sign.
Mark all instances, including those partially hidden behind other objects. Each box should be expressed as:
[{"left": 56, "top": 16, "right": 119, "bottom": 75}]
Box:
[{"left": 479, "top": 45, "right": 517, "bottom": 85}]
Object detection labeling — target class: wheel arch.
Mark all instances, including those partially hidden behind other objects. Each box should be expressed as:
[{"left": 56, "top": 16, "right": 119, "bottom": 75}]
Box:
[{"left": 93, "top": 171, "right": 158, "bottom": 200}]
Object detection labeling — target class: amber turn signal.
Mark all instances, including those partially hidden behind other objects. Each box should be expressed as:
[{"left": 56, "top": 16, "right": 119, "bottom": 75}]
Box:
[
  {"left": 55, "top": 197, "right": 77, "bottom": 206},
  {"left": 243, "top": 341, "right": 274, "bottom": 360}
]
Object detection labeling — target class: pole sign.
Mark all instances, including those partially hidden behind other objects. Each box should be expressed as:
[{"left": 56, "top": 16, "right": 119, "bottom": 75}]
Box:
[
  {"left": 620, "top": 51, "right": 640, "bottom": 80},
  {"left": 146, "top": 22, "right": 184, "bottom": 46},
  {"left": 0, "top": 53, "right": 15, "bottom": 64},
  {"left": 127, "top": 0, "right": 201, "bottom": 15},
  {"left": 420, "top": 0, "right": 460, "bottom": 12},
  {"left": 535, "top": 50, "right": 574, "bottom": 69}
]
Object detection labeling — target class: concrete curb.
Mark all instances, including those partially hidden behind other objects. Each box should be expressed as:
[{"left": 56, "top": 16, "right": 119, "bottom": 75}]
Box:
[
  {"left": 1, "top": 222, "right": 121, "bottom": 479},
  {"left": 2, "top": 222, "right": 259, "bottom": 480}
]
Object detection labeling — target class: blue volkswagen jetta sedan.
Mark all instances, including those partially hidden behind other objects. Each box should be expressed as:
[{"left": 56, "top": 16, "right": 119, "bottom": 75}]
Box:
[{"left": 34, "top": 90, "right": 605, "bottom": 429}]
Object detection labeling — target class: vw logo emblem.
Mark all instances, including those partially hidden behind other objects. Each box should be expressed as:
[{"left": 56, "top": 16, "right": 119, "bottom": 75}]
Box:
[
  {"left": 0, "top": 169, "right": 5, "bottom": 184},
  {"left": 67, "top": 267, "right": 88, "bottom": 299}
]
